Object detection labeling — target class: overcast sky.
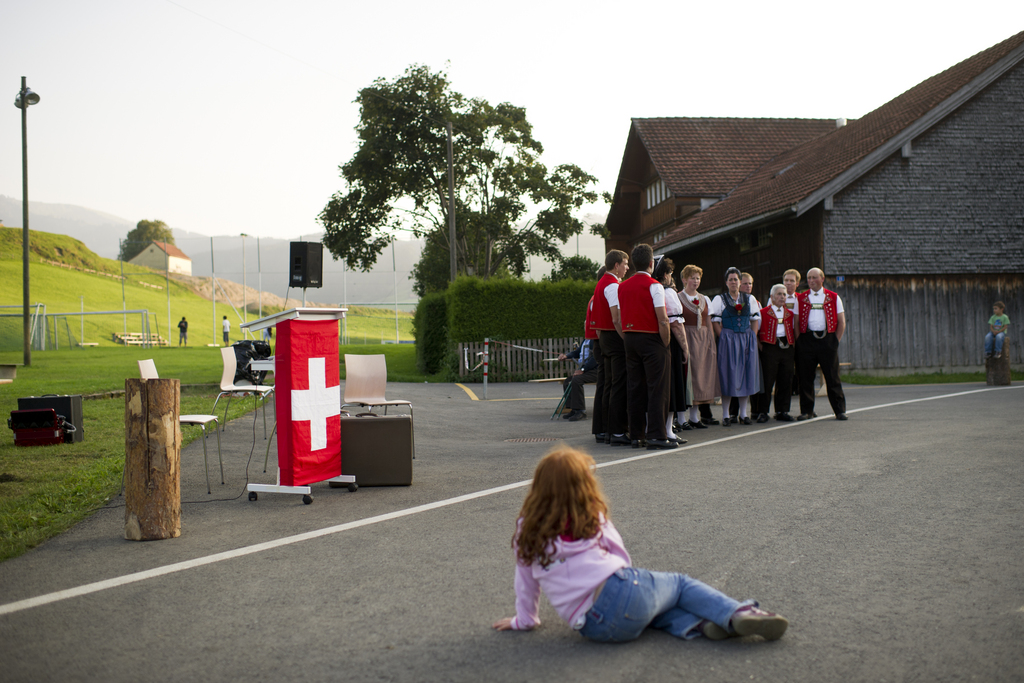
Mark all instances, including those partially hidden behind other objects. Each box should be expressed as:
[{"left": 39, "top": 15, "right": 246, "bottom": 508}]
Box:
[{"left": 2, "top": 0, "right": 1021, "bottom": 241}]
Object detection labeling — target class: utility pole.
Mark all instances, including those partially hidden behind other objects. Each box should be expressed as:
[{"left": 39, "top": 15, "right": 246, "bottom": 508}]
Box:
[
  {"left": 241, "top": 233, "right": 248, "bottom": 337},
  {"left": 448, "top": 121, "right": 457, "bottom": 282}
]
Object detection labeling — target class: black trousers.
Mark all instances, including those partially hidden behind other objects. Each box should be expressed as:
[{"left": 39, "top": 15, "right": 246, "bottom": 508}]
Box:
[
  {"left": 796, "top": 332, "right": 846, "bottom": 415},
  {"left": 599, "top": 330, "right": 628, "bottom": 436},
  {"left": 624, "top": 332, "right": 670, "bottom": 441},
  {"left": 758, "top": 341, "right": 795, "bottom": 414},
  {"left": 589, "top": 338, "right": 605, "bottom": 432},
  {"left": 563, "top": 367, "right": 599, "bottom": 411}
]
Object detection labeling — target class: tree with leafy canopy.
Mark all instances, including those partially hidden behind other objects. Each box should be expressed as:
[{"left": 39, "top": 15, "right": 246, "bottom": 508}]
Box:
[
  {"left": 119, "top": 219, "right": 174, "bottom": 261},
  {"left": 319, "top": 64, "right": 599, "bottom": 292},
  {"left": 546, "top": 254, "right": 602, "bottom": 283}
]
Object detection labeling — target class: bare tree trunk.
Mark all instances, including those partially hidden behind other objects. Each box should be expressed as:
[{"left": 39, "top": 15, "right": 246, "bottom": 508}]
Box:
[
  {"left": 124, "top": 378, "right": 181, "bottom": 541},
  {"left": 986, "top": 353, "right": 1011, "bottom": 386}
]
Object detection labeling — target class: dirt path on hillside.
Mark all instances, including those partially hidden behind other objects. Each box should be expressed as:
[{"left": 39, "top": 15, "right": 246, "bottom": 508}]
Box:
[{"left": 171, "top": 274, "right": 334, "bottom": 312}]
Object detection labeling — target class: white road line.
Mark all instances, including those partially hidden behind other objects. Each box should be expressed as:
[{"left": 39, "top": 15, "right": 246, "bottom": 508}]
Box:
[{"left": 1, "top": 383, "right": 1019, "bottom": 617}]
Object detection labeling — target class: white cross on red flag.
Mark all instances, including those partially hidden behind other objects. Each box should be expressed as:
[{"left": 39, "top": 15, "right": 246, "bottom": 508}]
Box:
[{"left": 274, "top": 319, "right": 341, "bottom": 486}]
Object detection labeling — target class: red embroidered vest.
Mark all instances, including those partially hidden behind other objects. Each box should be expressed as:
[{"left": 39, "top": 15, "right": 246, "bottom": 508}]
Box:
[
  {"left": 590, "top": 273, "right": 619, "bottom": 332},
  {"left": 584, "top": 296, "right": 598, "bottom": 340},
  {"left": 618, "top": 272, "right": 660, "bottom": 334},
  {"left": 758, "top": 305, "right": 795, "bottom": 344},
  {"left": 797, "top": 289, "right": 839, "bottom": 333}
]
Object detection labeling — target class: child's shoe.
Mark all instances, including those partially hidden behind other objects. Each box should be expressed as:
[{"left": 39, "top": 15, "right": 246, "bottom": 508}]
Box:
[
  {"left": 697, "top": 619, "right": 732, "bottom": 640},
  {"left": 731, "top": 605, "right": 789, "bottom": 640}
]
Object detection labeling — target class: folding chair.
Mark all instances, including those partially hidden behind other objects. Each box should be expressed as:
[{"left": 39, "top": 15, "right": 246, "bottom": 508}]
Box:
[
  {"left": 137, "top": 359, "right": 223, "bottom": 494},
  {"left": 342, "top": 354, "right": 414, "bottom": 458},
  {"left": 550, "top": 380, "right": 573, "bottom": 420},
  {"left": 212, "top": 346, "right": 274, "bottom": 439}
]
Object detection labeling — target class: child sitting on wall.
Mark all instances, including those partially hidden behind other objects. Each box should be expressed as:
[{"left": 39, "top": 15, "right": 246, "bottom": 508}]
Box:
[{"left": 985, "top": 301, "right": 1010, "bottom": 359}]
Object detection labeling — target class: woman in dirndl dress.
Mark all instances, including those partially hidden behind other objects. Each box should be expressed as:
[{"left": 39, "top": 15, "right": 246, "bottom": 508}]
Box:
[
  {"left": 653, "top": 257, "right": 691, "bottom": 441},
  {"left": 679, "top": 264, "right": 720, "bottom": 429},
  {"left": 710, "top": 267, "right": 761, "bottom": 426}
]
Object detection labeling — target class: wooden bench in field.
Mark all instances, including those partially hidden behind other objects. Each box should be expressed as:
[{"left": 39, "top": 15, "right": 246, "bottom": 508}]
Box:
[
  {"left": 112, "top": 333, "right": 169, "bottom": 347},
  {"left": 0, "top": 363, "right": 18, "bottom": 384}
]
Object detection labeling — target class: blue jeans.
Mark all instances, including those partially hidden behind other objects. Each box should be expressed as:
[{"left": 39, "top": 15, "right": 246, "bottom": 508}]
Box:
[
  {"left": 579, "top": 567, "right": 750, "bottom": 642},
  {"left": 985, "top": 332, "right": 1005, "bottom": 356}
]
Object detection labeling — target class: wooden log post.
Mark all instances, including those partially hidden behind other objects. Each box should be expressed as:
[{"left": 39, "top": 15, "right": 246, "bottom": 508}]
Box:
[
  {"left": 124, "top": 378, "right": 181, "bottom": 541},
  {"left": 986, "top": 350, "right": 1011, "bottom": 386}
]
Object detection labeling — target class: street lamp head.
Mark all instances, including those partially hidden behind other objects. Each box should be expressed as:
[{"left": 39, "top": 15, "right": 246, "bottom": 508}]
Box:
[{"left": 14, "top": 88, "right": 39, "bottom": 108}]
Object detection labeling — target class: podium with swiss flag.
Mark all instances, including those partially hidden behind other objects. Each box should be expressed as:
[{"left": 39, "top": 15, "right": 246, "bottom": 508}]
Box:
[{"left": 241, "top": 307, "right": 353, "bottom": 503}]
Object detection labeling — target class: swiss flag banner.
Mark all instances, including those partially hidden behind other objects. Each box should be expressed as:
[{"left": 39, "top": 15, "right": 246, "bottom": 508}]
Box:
[{"left": 274, "top": 319, "right": 341, "bottom": 486}]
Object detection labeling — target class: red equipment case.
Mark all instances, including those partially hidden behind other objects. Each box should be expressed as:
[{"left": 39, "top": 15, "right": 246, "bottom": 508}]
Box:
[{"left": 7, "top": 408, "right": 72, "bottom": 446}]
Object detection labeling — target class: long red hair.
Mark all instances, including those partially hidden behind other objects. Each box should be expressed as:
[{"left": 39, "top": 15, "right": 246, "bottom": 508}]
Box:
[{"left": 514, "top": 446, "right": 608, "bottom": 567}]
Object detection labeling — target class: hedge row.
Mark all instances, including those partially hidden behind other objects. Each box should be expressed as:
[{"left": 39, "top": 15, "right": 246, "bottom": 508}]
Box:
[
  {"left": 412, "top": 292, "right": 448, "bottom": 375},
  {"left": 413, "top": 276, "right": 597, "bottom": 376}
]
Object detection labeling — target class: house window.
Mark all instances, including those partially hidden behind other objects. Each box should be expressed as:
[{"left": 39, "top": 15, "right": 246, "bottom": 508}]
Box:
[
  {"left": 738, "top": 227, "right": 771, "bottom": 253},
  {"left": 645, "top": 179, "right": 670, "bottom": 210}
]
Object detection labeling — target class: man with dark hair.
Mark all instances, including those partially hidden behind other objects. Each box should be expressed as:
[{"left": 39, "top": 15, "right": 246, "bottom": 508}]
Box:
[
  {"left": 586, "top": 266, "right": 608, "bottom": 434},
  {"left": 589, "top": 251, "right": 629, "bottom": 445},
  {"left": 796, "top": 268, "right": 847, "bottom": 420},
  {"left": 618, "top": 244, "right": 674, "bottom": 450},
  {"left": 557, "top": 338, "right": 599, "bottom": 421}
]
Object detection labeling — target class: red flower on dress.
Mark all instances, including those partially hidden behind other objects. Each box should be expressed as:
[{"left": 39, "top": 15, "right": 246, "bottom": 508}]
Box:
[
  {"left": 692, "top": 298, "right": 699, "bottom": 305},
  {"left": 734, "top": 303, "right": 743, "bottom": 313}
]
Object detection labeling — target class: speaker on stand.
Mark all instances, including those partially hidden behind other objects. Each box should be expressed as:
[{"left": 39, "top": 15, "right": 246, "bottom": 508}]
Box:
[{"left": 289, "top": 242, "right": 324, "bottom": 305}]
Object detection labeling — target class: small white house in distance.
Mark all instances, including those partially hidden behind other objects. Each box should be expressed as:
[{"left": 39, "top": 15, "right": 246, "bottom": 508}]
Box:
[{"left": 129, "top": 241, "right": 193, "bottom": 275}]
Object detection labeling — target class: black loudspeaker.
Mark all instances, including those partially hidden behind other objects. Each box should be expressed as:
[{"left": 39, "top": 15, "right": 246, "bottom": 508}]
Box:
[{"left": 289, "top": 242, "right": 323, "bottom": 288}]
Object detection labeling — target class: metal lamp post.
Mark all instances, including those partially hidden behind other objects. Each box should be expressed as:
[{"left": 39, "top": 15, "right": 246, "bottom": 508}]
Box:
[
  {"left": 15, "top": 77, "right": 40, "bottom": 366},
  {"left": 240, "top": 233, "right": 248, "bottom": 335}
]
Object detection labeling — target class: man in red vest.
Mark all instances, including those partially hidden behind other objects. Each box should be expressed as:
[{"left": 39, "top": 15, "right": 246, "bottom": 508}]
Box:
[
  {"left": 795, "top": 268, "right": 848, "bottom": 420},
  {"left": 618, "top": 244, "right": 676, "bottom": 450},
  {"left": 589, "top": 251, "right": 630, "bottom": 445},
  {"left": 755, "top": 284, "right": 799, "bottom": 422},
  {"left": 581, "top": 268, "right": 605, "bottom": 429}
]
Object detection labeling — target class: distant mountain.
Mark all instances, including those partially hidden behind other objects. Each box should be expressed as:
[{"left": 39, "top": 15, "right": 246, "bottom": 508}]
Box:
[
  {"left": 0, "top": 196, "right": 609, "bottom": 310},
  {"left": 0, "top": 195, "right": 131, "bottom": 259}
]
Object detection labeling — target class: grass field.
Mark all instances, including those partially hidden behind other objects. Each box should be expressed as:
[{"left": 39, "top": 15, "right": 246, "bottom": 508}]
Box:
[
  {"left": 0, "top": 230, "right": 421, "bottom": 560},
  {"left": 0, "top": 343, "right": 431, "bottom": 562},
  {"left": 0, "top": 227, "right": 414, "bottom": 349}
]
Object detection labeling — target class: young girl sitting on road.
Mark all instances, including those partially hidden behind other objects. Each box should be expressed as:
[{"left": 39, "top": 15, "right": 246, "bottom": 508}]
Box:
[{"left": 492, "top": 446, "right": 789, "bottom": 642}]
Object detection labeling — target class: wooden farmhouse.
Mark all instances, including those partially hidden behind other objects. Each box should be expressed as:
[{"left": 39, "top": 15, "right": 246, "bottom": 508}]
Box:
[
  {"left": 129, "top": 241, "right": 192, "bottom": 276},
  {"left": 605, "top": 30, "right": 1024, "bottom": 373}
]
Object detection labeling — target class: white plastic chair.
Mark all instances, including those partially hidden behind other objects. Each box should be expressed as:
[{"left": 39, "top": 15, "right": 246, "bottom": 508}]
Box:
[
  {"left": 342, "top": 354, "right": 414, "bottom": 458},
  {"left": 138, "top": 359, "right": 223, "bottom": 494},
  {"left": 212, "top": 346, "right": 274, "bottom": 438}
]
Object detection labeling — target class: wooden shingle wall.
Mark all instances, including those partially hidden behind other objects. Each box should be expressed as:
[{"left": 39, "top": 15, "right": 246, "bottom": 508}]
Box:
[
  {"left": 834, "top": 275, "right": 1022, "bottom": 371},
  {"left": 824, "top": 62, "right": 1024, "bottom": 276}
]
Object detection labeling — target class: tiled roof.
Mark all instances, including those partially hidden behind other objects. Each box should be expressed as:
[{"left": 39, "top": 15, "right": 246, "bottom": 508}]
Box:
[
  {"left": 633, "top": 118, "right": 837, "bottom": 196},
  {"left": 658, "top": 29, "right": 1024, "bottom": 248},
  {"left": 153, "top": 241, "right": 191, "bottom": 260}
]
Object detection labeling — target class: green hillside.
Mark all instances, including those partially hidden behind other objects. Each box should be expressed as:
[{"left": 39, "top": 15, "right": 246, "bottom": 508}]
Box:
[{"left": 0, "top": 227, "right": 413, "bottom": 349}]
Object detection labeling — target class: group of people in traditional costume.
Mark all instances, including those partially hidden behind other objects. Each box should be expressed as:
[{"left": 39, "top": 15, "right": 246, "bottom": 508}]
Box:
[{"left": 566, "top": 246, "right": 848, "bottom": 450}]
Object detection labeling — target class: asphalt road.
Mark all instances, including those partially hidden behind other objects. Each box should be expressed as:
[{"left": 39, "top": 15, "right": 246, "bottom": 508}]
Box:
[{"left": 1, "top": 380, "right": 1022, "bottom": 683}]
